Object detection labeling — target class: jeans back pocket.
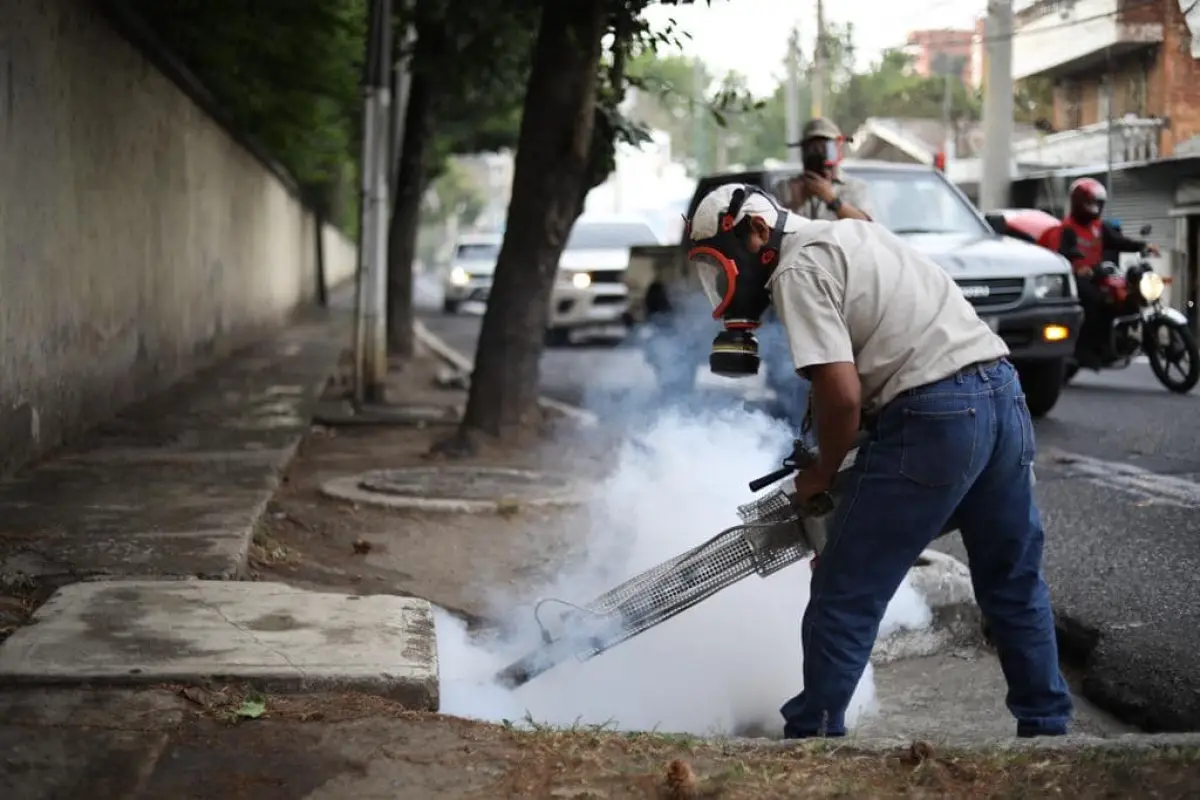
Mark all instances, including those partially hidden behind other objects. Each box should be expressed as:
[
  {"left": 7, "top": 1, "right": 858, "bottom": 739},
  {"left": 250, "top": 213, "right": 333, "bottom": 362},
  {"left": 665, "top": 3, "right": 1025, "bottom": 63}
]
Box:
[{"left": 899, "top": 405, "right": 979, "bottom": 488}]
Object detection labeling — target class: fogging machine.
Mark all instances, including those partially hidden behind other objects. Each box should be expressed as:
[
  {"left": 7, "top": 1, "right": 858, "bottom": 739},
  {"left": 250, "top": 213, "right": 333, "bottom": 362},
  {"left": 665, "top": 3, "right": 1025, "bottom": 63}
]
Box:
[{"left": 497, "top": 440, "right": 864, "bottom": 689}]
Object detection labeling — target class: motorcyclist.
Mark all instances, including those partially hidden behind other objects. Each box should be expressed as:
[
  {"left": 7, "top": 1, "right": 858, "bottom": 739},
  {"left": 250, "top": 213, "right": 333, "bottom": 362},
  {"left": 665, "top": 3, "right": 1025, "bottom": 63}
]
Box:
[
  {"left": 684, "top": 183, "right": 1072, "bottom": 740},
  {"left": 1037, "top": 178, "right": 1160, "bottom": 364}
]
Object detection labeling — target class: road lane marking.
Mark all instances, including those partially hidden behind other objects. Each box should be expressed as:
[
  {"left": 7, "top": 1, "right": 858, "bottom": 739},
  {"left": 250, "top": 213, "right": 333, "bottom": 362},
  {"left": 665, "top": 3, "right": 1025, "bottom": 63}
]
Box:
[{"left": 1041, "top": 449, "right": 1200, "bottom": 508}]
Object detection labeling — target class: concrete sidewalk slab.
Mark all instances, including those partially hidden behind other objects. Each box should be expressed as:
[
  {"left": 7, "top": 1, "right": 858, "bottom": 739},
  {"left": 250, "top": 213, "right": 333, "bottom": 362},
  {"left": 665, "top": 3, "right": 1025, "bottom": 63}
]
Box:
[
  {"left": 0, "top": 581, "right": 439, "bottom": 709},
  {"left": 0, "top": 310, "right": 349, "bottom": 586}
]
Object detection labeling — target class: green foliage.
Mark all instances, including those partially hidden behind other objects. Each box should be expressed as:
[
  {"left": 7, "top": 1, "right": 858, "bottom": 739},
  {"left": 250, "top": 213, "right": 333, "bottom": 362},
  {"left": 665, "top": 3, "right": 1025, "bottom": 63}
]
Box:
[
  {"left": 623, "top": 19, "right": 986, "bottom": 173},
  {"left": 390, "top": 0, "right": 539, "bottom": 193},
  {"left": 126, "top": 0, "right": 367, "bottom": 218},
  {"left": 423, "top": 162, "right": 486, "bottom": 229}
]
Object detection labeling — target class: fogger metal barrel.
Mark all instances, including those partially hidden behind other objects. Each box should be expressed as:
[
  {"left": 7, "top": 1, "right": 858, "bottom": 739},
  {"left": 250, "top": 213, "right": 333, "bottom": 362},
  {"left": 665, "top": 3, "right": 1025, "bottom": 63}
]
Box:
[{"left": 494, "top": 482, "right": 825, "bottom": 689}]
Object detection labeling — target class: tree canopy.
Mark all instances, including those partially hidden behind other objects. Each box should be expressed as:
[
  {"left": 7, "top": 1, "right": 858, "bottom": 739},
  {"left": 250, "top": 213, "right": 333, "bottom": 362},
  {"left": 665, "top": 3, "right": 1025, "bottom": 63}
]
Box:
[{"left": 621, "top": 21, "right": 1054, "bottom": 173}]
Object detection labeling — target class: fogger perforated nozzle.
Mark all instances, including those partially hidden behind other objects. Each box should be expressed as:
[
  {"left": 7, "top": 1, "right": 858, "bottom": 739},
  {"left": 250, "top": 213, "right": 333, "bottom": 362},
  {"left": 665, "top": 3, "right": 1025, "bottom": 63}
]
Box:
[{"left": 494, "top": 484, "right": 820, "bottom": 689}]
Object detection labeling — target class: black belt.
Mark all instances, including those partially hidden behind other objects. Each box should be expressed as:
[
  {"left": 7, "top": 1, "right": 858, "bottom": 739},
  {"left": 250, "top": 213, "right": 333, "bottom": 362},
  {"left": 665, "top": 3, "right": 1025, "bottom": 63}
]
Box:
[{"left": 861, "top": 358, "right": 1007, "bottom": 433}]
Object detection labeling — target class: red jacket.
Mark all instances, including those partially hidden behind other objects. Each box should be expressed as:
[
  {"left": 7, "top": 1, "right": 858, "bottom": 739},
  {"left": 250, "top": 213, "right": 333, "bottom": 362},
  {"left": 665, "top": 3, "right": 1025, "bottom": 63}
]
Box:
[
  {"left": 1036, "top": 216, "right": 1147, "bottom": 274},
  {"left": 1037, "top": 216, "right": 1103, "bottom": 274}
]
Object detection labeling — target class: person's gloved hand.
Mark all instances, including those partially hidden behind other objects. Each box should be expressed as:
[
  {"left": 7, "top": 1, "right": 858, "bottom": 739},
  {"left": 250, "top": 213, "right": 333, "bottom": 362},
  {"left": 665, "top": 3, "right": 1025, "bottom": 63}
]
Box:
[{"left": 794, "top": 468, "right": 832, "bottom": 506}]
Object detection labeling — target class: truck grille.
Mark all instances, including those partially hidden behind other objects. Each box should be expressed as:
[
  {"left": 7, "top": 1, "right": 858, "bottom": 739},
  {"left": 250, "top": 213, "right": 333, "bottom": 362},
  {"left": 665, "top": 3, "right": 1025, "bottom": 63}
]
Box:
[
  {"left": 590, "top": 270, "right": 624, "bottom": 284},
  {"left": 955, "top": 278, "right": 1025, "bottom": 308}
]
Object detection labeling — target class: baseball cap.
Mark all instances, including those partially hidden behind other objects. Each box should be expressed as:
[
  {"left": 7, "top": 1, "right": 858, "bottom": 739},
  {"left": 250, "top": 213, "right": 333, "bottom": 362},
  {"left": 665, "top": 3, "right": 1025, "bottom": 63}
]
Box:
[{"left": 799, "top": 117, "right": 843, "bottom": 142}]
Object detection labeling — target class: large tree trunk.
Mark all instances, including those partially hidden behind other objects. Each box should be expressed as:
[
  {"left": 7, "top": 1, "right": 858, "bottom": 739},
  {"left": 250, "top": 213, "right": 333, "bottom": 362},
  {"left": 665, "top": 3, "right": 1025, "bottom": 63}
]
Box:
[
  {"left": 385, "top": 65, "right": 434, "bottom": 359},
  {"left": 450, "top": 0, "right": 608, "bottom": 445}
]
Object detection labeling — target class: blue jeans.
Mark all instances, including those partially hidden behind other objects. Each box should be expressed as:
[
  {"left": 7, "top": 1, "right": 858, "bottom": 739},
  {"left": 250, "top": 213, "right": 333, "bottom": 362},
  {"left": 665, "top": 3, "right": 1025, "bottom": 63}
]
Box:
[{"left": 780, "top": 359, "right": 1073, "bottom": 739}]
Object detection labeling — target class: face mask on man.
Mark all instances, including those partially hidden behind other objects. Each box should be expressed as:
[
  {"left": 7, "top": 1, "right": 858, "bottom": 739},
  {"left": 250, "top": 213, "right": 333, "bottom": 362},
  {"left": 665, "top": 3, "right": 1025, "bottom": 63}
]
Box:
[
  {"left": 685, "top": 186, "right": 788, "bottom": 377},
  {"left": 801, "top": 137, "right": 842, "bottom": 175}
]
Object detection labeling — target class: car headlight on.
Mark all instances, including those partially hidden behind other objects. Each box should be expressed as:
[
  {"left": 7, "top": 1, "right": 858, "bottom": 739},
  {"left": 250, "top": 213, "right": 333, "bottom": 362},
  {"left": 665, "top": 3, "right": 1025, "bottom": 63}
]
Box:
[
  {"left": 1139, "top": 271, "right": 1165, "bottom": 302},
  {"left": 571, "top": 271, "right": 592, "bottom": 290},
  {"left": 449, "top": 267, "right": 469, "bottom": 286},
  {"left": 1032, "top": 274, "right": 1070, "bottom": 300}
]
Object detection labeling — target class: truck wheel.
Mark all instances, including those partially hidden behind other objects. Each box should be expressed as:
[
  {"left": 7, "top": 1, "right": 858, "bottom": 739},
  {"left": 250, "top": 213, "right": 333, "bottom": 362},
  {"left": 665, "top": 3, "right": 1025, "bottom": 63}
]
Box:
[
  {"left": 1016, "top": 359, "right": 1066, "bottom": 418},
  {"left": 442, "top": 298, "right": 459, "bottom": 314}
]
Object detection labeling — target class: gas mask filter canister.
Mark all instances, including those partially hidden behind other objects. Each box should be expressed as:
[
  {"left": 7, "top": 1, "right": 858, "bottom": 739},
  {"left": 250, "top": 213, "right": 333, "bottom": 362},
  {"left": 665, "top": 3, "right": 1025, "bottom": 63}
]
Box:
[{"left": 686, "top": 186, "right": 789, "bottom": 377}]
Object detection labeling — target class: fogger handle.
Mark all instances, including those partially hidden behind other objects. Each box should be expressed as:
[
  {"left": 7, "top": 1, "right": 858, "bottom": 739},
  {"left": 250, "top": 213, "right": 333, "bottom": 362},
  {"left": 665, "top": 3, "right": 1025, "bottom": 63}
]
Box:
[
  {"left": 747, "top": 440, "right": 820, "bottom": 493},
  {"left": 748, "top": 467, "right": 792, "bottom": 493}
]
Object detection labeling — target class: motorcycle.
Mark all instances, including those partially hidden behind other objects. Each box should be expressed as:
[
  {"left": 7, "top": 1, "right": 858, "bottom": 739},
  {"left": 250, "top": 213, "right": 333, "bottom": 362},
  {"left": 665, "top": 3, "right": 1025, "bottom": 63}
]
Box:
[{"left": 1067, "top": 253, "right": 1200, "bottom": 394}]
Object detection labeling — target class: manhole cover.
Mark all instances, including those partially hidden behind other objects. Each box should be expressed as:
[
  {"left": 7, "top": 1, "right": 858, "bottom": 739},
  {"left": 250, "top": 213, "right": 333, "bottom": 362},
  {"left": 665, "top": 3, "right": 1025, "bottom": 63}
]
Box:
[
  {"left": 321, "top": 466, "right": 581, "bottom": 513},
  {"left": 359, "top": 466, "right": 568, "bottom": 500}
]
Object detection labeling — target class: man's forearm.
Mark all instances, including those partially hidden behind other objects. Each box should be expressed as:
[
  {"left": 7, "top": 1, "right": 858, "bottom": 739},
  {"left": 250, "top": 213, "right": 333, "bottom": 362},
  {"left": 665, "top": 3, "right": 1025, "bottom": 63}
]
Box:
[
  {"left": 836, "top": 203, "right": 871, "bottom": 221},
  {"left": 811, "top": 394, "right": 861, "bottom": 481}
]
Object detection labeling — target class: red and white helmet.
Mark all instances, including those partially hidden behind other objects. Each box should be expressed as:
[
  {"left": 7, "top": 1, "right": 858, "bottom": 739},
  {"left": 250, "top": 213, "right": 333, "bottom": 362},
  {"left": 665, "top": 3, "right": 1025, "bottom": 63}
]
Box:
[{"left": 1068, "top": 177, "right": 1107, "bottom": 220}]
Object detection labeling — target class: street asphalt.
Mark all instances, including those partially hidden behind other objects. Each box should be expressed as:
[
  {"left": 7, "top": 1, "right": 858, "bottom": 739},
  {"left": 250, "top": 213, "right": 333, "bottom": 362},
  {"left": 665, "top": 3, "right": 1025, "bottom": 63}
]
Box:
[{"left": 415, "top": 278, "right": 1200, "bottom": 734}]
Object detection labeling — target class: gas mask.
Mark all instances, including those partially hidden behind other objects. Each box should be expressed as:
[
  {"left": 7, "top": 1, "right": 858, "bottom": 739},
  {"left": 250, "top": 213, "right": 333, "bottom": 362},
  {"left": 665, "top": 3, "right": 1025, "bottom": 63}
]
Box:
[
  {"left": 801, "top": 137, "right": 843, "bottom": 175},
  {"left": 685, "top": 186, "right": 788, "bottom": 377}
]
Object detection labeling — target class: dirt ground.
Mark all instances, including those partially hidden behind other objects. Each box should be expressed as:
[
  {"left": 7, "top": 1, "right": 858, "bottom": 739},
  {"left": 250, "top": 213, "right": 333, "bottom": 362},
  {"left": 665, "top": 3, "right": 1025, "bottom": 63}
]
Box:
[
  {"left": 11, "top": 685, "right": 1198, "bottom": 800},
  {"left": 251, "top": 346, "right": 612, "bottom": 622}
]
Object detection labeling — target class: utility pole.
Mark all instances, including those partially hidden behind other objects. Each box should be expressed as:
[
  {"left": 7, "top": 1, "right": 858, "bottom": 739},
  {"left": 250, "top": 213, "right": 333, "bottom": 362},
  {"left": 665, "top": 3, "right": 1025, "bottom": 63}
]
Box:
[
  {"left": 353, "top": 0, "right": 394, "bottom": 405},
  {"left": 1105, "top": 45, "right": 1115, "bottom": 205},
  {"left": 691, "top": 59, "right": 706, "bottom": 174},
  {"left": 941, "top": 72, "right": 953, "bottom": 162},
  {"left": 812, "top": 0, "right": 827, "bottom": 118},
  {"left": 980, "top": 0, "right": 1014, "bottom": 210},
  {"left": 785, "top": 26, "right": 803, "bottom": 163}
]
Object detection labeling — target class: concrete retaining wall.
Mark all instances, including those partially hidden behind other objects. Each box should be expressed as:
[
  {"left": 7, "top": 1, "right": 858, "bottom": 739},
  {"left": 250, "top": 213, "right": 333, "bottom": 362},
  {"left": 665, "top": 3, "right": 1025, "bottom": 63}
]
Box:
[{"left": 0, "top": 0, "right": 357, "bottom": 474}]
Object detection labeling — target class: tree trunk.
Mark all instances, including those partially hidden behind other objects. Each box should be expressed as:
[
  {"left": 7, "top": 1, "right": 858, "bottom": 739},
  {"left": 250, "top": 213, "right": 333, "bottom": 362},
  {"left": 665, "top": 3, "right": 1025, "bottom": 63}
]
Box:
[
  {"left": 451, "top": 0, "right": 608, "bottom": 444},
  {"left": 385, "top": 55, "right": 434, "bottom": 359}
]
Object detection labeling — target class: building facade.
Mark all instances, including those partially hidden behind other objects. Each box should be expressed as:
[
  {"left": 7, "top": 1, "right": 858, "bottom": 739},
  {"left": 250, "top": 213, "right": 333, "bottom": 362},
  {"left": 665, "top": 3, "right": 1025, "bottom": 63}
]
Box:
[
  {"left": 1012, "top": 0, "right": 1200, "bottom": 165},
  {"left": 904, "top": 28, "right": 978, "bottom": 86}
]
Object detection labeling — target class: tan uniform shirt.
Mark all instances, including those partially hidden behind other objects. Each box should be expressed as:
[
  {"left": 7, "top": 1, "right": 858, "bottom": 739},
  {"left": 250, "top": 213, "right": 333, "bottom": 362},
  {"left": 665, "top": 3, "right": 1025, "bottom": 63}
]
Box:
[
  {"left": 774, "top": 172, "right": 873, "bottom": 221},
  {"left": 768, "top": 218, "right": 1010, "bottom": 413}
]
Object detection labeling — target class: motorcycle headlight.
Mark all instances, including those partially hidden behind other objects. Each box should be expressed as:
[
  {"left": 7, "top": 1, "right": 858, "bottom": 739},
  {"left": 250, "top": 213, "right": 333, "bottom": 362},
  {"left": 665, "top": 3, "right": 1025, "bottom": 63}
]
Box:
[
  {"left": 1033, "top": 274, "right": 1070, "bottom": 300},
  {"left": 1139, "top": 271, "right": 1165, "bottom": 302}
]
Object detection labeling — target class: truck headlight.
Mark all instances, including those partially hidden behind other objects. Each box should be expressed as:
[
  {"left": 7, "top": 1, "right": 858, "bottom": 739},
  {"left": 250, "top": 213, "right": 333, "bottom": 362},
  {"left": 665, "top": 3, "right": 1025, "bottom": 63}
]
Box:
[
  {"left": 1139, "top": 271, "right": 1165, "bottom": 302},
  {"left": 1033, "top": 274, "right": 1070, "bottom": 300},
  {"left": 571, "top": 272, "right": 592, "bottom": 290},
  {"left": 449, "top": 267, "right": 469, "bottom": 286}
]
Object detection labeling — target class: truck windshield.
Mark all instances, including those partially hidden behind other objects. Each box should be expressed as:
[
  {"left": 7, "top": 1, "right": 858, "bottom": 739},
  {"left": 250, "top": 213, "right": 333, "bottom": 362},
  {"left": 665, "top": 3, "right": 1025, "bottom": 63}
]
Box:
[
  {"left": 455, "top": 243, "right": 500, "bottom": 261},
  {"left": 769, "top": 168, "right": 988, "bottom": 236},
  {"left": 847, "top": 169, "right": 988, "bottom": 235},
  {"left": 566, "top": 222, "right": 660, "bottom": 250}
]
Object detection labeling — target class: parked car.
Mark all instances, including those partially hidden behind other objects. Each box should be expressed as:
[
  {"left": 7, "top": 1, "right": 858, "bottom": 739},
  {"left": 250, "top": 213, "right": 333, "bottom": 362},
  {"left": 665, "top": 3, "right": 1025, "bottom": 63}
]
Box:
[
  {"left": 547, "top": 214, "right": 666, "bottom": 345},
  {"left": 441, "top": 232, "right": 503, "bottom": 314},
  {"left": 624, "top": 160, "right": 1084, "bottom": 417}
]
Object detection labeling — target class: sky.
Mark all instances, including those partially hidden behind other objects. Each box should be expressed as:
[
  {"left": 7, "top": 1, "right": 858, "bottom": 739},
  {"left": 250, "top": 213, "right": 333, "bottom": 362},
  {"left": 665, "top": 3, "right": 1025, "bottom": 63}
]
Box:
[{"left": 641, "top": 0, "right": 991, "bottom": 98}]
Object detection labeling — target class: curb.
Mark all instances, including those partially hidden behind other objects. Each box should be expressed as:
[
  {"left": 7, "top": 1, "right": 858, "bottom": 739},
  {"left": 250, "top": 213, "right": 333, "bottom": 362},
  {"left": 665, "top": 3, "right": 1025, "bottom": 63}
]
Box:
[
  {"left": 413, "top": 320, "right": 599, "bottom": 428},
  {"left": 872, "top": 549, "right": 980, "bottom": 665},
  {"left": 719, "top": 729, "right": 1200, "bottom": 754}
]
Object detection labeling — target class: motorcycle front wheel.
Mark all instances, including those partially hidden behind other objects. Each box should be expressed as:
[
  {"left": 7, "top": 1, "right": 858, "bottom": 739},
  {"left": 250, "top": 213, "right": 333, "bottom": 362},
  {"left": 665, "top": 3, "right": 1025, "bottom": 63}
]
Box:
[{"left": 1145, "top": 318, "right": 1200, "bottom": 394}]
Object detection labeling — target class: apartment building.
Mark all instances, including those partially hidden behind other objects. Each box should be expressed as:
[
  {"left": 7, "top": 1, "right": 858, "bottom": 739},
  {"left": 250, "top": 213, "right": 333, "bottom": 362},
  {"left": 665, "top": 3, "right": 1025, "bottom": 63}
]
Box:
[{"left": 1011, "top": 0, "right": 1200, "bottom": 165}]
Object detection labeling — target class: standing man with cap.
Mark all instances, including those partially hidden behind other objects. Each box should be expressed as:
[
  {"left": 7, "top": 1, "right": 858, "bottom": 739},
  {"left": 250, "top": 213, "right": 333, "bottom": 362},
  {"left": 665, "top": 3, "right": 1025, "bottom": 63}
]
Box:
[
  {"left": 779, "top": 118, "right": 872, "bottom": 222},
  {"left": 763, "top": 117, "right": 872, "bottom": 434}
]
